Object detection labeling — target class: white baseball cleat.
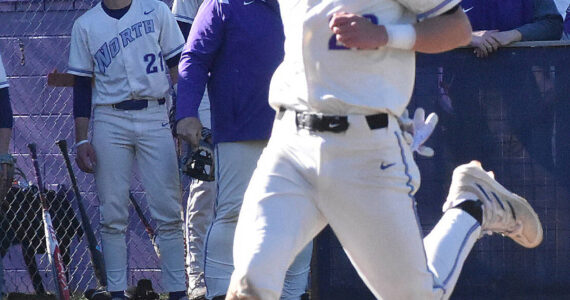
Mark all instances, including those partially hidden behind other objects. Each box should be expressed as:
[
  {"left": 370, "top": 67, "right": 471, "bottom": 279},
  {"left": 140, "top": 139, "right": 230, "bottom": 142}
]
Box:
[{"left": 444, "top": 160, "right": 543, "bottom": 248}]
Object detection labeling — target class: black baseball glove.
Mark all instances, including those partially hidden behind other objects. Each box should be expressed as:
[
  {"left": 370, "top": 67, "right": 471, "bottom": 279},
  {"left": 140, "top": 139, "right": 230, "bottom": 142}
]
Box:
[{"left": 180, "top": 137, "right": 215, "bottom": 182}]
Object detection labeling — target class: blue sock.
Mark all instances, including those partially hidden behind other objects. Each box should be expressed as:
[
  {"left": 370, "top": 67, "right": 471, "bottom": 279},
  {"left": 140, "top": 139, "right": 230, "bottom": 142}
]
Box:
[
  {"left": 110, "top": 291, "right": 125, "bottom": 299},
  {"left": 456, "top": 199, "right": 483, "bottom": 224},
  {"left": 169, "top": 291, "right": 187, "bottom": 300}
]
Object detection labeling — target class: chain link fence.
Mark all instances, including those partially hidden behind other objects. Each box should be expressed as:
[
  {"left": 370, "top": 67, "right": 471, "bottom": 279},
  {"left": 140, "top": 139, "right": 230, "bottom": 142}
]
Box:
[{"left": 1, "top": 0, "right": 181, "bottom": 297}]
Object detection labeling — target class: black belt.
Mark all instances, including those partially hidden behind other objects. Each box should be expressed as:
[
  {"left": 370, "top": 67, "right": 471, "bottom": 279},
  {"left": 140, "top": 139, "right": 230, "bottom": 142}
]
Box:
[
  {"left": 112, "top": 98, "right": 165, "bottom": 110},
  {"left": 279, "top": 107, "right": 388, "bottom": 133}
]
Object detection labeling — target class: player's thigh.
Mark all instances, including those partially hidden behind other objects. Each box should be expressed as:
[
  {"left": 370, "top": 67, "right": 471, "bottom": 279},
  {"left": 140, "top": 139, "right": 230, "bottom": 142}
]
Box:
[
  {"left": 92, "top": 107, "right": 136, "bottom": 229},
  {"left": 214, "top": 141, "right": 267, "bottom": 222},
  {"left": 318, "top": 131, "right": 440, "bottom": 299},
  {"left": 232, "top": 143, "right": 326, "bottom": 298},
  {"left": 135, "top": 111, "right": 182, "bottom": 229}
]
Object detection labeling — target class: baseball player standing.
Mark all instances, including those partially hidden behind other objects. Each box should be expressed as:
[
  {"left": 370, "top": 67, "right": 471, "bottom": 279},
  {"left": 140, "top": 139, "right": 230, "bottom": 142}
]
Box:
[
  {"left": 67, "top": 0, "right": 188, "bottom": 299},
  {"left": 175, "top": 0, "right": 312, "bottom": 299},
  {"left": 227, "top": 1, "right": 543, "bottom": 300},
  {"left": 172, "top": 0, "right": 216, "bottom": 298},
  {"left": 0, "top": 52, "right": 14, "bottom": 299}
]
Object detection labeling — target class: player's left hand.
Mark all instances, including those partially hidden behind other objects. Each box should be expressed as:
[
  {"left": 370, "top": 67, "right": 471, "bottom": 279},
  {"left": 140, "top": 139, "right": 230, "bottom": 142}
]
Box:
[
  {"left": 177, "top": 117, "right": 203, "bottom": 149},
  {"left": 329, "top": 12, "right": 387, "bottom": 49},
  {"left": 399, "top": 108, "right": 438, "bottom": 157}
]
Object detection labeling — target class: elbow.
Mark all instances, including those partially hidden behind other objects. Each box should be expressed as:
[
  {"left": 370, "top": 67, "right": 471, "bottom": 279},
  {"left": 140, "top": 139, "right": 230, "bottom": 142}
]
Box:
[
  {"left": 459, "top": 23, "right": 472, "bottom": 46},
  {"left": 455, "top": 10, "right": 473, "bottom": 46}
]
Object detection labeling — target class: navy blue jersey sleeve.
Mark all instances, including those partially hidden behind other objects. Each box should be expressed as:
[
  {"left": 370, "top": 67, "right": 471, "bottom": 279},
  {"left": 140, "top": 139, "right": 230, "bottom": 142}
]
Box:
[
  {"left": 0, "top": 88, "right": 13, "bottom": 128},
  {"left": 73, "top": 75, "right": 93, "bottom": 119},
  {"left": 517, "top": 0, "right": 563, "bottom": 41}
]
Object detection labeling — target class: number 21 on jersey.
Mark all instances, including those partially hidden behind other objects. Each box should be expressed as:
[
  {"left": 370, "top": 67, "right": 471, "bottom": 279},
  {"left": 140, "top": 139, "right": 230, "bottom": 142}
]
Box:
[{"left": 144, "top": 51, "right": 164, "bottom": 74}]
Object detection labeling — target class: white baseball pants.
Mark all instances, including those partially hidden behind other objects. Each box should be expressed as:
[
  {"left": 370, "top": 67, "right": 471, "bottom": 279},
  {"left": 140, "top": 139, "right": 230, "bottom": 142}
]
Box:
[
  {"left": 204, "top": 141, "right": 312, "bottom": 299},
  {"left": 230, "top": 110, "right": 481, "bottom": 299},
  {"left": 185, "top": 178, "right": 216, "bottom": 290},
  {"left": 92, "top": 101, "right": 186, "bottom": 292}
]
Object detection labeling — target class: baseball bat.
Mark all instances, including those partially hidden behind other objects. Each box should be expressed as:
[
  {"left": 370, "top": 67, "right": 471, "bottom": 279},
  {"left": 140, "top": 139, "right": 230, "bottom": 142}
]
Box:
[
  {"left": 128, "top": 192, "right": 160, "bottom": 257},
  {"left": 56, "top": 139, "right": 107, "bottom": 288},
  {"left": 27, "top": 143, "right": 70, "bottom": 300}
]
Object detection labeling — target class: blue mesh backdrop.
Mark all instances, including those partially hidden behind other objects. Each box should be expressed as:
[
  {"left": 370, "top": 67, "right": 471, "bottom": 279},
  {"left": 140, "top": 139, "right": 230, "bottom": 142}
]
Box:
[{"left": 313, "top": 46, "right": 570, "bottom": 300}]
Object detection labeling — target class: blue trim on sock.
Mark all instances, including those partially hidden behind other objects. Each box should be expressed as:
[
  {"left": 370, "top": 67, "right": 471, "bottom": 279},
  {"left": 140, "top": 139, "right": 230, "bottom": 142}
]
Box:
[{"left": 394, "top": 131, "right": 446, "bottom": 293}]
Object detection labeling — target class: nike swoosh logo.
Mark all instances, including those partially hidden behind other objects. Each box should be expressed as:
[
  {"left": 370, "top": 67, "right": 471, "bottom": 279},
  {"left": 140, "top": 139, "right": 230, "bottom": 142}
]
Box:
[
  {"left": 380, "top": 162, "right": 396, "bottom": 170},
  {"left": 161, "top": 122, "right": 169, "bottom": 127},
  {"left": 329, "top": 123, "right": 340, "bottom": 128},
  {"left": 144, "top": 9, "right": 154, "bottom": 15},
  {"left": 463, "top": 7, "right": 473, "bottom": 13},
  {"left": 244, "top": 0, "right": 254, "bottom": 5}
]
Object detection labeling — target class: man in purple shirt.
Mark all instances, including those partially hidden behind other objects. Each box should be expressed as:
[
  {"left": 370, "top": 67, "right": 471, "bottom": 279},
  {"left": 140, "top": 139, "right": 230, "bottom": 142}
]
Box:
[{"left": 175, "top": 0, "right": 312, "bottom": 299}]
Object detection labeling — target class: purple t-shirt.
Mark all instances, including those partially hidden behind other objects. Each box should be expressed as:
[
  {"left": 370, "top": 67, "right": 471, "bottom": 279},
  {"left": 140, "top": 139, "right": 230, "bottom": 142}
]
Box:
[{"left": 176, "top": 0, "right": 284, "bottom": 144}]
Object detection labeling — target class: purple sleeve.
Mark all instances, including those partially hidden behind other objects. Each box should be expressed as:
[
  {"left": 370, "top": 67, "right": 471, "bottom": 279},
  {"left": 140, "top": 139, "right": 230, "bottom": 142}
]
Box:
[
  {"left": 176, "top": 0, "right": 225, "bottom": 121},
  {"left": 73, "top": 75, "right": 92, "bottom": 119}
]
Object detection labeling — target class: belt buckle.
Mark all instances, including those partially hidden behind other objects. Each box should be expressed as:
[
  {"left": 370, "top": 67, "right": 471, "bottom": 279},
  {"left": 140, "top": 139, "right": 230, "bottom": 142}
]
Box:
[{"left": 296, "top": 112, "right": 318, "bottom": 131}]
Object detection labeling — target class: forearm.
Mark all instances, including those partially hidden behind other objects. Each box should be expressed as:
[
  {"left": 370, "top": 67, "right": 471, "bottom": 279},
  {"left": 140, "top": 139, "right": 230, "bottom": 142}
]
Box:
[
  {"left": 74, "top": 117, "right": 90, "bottom": 142},
  {"left": 517, "top": 15, "right": 563, "bottom": 41},
  {"left": 0, "top": 128, "right": 11, "bottom": 154},
  {"left": 516, "top": 0, "right": 563, "bottom": 41},
  {"left": 413, "top": 8, "right": 471, "bottom": 53}
]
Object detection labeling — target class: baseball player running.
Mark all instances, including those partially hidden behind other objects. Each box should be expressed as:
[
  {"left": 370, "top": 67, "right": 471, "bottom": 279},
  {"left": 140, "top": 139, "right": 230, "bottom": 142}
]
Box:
[
  {"left": 172, "top": 1, "right": 216, "bottom": 298},
  {"left": 67, "top": 0, "right": 188, "bottom": 299},
  {"left": 226, "top": 1, "right": 543, "bottom": 299},
  {"left": 0, "top": 52, "right": 14, "bottom": 299}
]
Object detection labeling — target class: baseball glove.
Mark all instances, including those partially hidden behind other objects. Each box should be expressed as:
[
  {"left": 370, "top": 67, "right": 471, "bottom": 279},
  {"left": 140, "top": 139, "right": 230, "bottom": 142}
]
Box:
[
  {"left": 0, "top": 153, "right": 15, "bottom": 203},
  {"left": 180, "top": 139, "right": 215, "bottom": 182}
]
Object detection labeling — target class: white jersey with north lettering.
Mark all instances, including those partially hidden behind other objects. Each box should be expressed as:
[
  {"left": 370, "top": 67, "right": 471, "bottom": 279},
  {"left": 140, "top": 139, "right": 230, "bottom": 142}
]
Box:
[
  {"left": 269, "top": 0, "right": 461, "bottom": 116},
  {"left": 172, "top": 0, "right": 204, "bottom": 24},
  {"left": 0, "top": 54, "right": 8, "bottom": 89},
  {"left": 68, "top": 0, "right": 185, "bottom": 105}
]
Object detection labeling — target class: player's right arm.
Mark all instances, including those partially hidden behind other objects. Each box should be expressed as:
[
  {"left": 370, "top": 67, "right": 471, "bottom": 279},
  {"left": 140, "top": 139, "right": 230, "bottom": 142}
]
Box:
[
  {"left": 176, "top": 0, "right": 225, "bottom": 148},
  {"left": 68, "top": 20, "right": 97, "bottom": 173},
  {"left": 73, "top": 76, "right": 96, "bottom": 173},
  {"left": 330, "top": 5, "right": 470, "bottom": 54},
  {"left": 412, "top": 6, "right": 471, "bottom": 53}
]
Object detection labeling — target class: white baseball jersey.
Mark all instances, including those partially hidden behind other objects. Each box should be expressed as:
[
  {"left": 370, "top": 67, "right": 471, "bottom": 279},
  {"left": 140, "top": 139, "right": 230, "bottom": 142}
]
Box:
[
  {"left": 0, "top": 54, "right": 8, "bottom": 89},
  {"left": 172, "top": 0, "right": 204, "bottom": 24},
  {"left": 68, "top": 0, "right": 185, "bottom": 105},
  {"left": 269, "top": 0, "right": 461, "bottom": 116}
]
